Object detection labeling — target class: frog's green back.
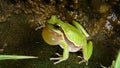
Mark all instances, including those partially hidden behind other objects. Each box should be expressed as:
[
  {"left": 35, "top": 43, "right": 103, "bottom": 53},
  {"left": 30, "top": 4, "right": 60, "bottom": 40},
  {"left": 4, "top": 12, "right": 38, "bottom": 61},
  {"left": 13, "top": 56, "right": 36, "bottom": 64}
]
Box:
[{"left": 57, "top": 19, "right": 87, "bottom": 47}]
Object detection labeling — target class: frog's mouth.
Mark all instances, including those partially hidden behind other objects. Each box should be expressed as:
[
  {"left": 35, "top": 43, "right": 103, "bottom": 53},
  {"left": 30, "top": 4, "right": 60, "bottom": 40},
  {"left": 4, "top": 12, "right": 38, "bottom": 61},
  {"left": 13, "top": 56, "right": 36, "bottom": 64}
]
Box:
[{"left": 61, "top": 29, "right": 81, "bottom": 52}]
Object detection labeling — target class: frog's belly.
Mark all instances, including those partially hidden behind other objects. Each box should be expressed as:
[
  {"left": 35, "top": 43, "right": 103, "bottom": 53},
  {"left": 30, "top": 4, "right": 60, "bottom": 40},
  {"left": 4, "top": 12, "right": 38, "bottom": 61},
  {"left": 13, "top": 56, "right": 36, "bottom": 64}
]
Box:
[
  {"left": 60, "top": 30, "right": 82, "bottom": 52},
  {"left": 59, "top": 44, "right": 81, "bottom": 52},
  {"left": 68, "top": 45, "right": 81, "bottom": 52},
  {"left": 59, "top": 36, "right": 81, "bottom": 52}
]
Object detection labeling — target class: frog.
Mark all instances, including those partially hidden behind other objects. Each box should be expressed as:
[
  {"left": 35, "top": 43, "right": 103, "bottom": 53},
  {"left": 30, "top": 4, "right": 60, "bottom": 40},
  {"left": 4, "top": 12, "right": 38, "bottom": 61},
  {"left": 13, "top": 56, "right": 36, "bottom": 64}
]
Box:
[{"left": 42, "top": 15, "right": 93, "bottom": 64}]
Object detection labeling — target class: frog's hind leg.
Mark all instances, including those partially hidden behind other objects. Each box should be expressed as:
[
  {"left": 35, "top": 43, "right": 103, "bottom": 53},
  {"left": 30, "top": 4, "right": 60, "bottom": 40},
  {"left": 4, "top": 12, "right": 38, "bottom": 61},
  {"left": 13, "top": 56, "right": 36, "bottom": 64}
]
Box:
[{"left": 72, "top": 20, "right": 89, "bottom": 38}]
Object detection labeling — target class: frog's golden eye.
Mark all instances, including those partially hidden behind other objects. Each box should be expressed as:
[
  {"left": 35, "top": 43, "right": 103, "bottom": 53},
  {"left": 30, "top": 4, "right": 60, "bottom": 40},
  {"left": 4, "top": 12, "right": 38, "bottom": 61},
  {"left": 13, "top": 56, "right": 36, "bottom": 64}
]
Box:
[{"left": 42, "top": 27, "right": 62, "bottom": 45}]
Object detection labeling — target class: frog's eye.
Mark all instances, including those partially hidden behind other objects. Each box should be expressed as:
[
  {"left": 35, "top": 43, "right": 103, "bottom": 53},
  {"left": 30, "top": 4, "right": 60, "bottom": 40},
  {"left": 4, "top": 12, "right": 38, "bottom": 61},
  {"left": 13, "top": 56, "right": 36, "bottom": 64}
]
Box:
[{"left": 42, "top": 27, "right": 61, "bottom": 45}]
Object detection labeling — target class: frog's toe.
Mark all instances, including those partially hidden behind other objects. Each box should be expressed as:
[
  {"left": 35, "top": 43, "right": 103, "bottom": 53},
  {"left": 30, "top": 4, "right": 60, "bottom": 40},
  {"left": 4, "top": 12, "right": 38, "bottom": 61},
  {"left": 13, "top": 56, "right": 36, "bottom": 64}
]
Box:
[
  {"left": 54, "top": 59, "right": 64, "bottom": 64},
  {"left": 50, "top": 57, "right": 60, "bottom": 60},
  {"left": 79, "top": 60, "right": 88, "bottom": 65},
  {"left": 77, "top": 56, "right": 83, "bottom": 59},
  {"left": 55, "top": 53, "right": 61, "bottom": 56},
  {"left": 49, "top": 53, "right": 61, "bottom": 61},
  {"left": 50, "top": 57, "right": 65, "bottom": 64},
  {"left": 78, "top": 56, "right": 88, "bottom": 65}
]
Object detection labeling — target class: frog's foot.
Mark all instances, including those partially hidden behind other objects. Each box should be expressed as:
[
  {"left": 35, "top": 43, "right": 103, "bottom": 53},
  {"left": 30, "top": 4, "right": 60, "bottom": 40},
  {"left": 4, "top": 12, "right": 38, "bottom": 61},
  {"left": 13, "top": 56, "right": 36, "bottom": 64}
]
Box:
[
  {"left": 78, "top": 56, "right": 88, "bottom": 65},
  {"left": 50, "top": 57, "right": 64, "bottom": 64},
  {"left": 50, "top": 53, "right": 68, "bottom": 64},
  {"left": 79, "top": 60, "right": 88, "bottom": 65}
]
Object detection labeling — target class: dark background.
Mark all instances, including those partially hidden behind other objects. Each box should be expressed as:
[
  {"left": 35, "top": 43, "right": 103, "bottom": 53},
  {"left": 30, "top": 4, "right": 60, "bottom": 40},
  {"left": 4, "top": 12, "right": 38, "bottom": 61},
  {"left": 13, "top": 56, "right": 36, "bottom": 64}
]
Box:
[{"left": 0, "top": 0, "right": 120, "bottom": 68}]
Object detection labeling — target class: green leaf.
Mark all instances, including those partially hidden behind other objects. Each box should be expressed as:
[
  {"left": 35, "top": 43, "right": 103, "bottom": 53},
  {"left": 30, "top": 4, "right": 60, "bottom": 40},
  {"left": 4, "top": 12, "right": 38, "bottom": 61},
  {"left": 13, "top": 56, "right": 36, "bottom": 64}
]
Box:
[{"left": 115, "top": 51, "right": 120, "bottom": 68}]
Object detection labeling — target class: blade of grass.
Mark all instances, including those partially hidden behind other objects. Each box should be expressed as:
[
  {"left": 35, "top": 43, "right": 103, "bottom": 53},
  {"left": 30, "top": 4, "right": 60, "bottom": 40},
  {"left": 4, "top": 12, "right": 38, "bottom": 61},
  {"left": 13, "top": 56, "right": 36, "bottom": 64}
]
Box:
[
  {"left": 0, "top": 55, "right": 38, "bottom": 60},
  {"left": 115, "top": 51, "right": 120, "bottom": 68}
]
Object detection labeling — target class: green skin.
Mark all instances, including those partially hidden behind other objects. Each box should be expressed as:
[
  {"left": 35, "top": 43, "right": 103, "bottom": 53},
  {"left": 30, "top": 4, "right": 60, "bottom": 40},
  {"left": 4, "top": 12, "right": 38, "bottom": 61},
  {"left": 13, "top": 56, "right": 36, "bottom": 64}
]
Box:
[{"left": 43, "top": 15, "right": 93, "bottom": 64}]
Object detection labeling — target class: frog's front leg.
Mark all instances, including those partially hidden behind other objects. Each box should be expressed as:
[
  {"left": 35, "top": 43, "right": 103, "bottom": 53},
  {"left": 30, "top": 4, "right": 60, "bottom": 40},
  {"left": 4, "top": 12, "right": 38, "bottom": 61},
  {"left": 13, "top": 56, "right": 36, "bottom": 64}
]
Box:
[
  {"left": 79, "top": 41, "right": 93, "bottom": 64},
  {"left": 50, "top": 41, "right": 69, "bottom": 64}
]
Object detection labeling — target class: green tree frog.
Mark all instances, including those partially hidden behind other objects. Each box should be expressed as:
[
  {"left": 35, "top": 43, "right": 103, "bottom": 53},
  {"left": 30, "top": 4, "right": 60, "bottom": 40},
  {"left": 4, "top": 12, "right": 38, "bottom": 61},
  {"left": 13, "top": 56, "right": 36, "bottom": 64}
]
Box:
[{"left": 42, "top": 15, "right": 93, "bottom": 64}]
